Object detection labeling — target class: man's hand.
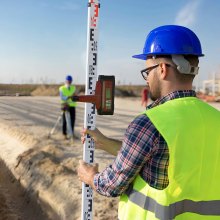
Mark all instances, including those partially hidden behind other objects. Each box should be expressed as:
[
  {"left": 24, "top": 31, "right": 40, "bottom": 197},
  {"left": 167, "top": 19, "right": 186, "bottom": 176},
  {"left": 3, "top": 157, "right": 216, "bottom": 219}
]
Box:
[
  {"left": 77, "top": 160, "right": 99, "bottom": 189},
  {"left": 81, "top": 128, "right": 106, "bottom": 150},
  {"left": 81, "top": 128, "right": 122, "bottom": 156}
]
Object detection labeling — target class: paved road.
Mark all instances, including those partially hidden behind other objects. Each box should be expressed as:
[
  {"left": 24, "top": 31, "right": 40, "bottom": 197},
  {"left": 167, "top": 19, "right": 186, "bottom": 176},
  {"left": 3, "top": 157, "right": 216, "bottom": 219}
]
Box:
[
  {"left": 0, "top": 95, "right": 219, "bottom": 142},
  {"left": 0, "top": 96, "right": 143, "bottom": 140}
]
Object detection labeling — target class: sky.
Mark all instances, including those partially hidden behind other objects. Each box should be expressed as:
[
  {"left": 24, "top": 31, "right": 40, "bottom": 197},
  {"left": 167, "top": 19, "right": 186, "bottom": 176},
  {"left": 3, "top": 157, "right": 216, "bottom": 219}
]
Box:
[{"left": 0, "top": 0, "right": 220, "bottom": 87}]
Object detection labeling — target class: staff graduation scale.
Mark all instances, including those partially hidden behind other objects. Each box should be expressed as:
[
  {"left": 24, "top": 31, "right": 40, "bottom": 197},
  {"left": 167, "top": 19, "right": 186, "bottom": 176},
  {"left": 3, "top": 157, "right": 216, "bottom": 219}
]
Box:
[{"left": 82, "top": 0, "right": 100, "bottom": 219}]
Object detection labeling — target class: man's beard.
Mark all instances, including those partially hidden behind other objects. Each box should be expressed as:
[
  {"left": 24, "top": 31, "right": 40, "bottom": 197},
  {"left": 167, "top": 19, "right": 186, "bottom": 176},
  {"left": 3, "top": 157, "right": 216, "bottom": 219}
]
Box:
[
  {"left": 149, "top": 91, "right": 157, "bottom": 101},
  {"left": 148, "top": 82, "right": 161, "bottom": 101}
]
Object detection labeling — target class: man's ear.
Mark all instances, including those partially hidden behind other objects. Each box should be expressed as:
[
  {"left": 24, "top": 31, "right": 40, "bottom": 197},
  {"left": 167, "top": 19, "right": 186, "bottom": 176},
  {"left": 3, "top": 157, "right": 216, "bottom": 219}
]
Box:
[{"left": 159, "top": 63, "right": 168, "bottom": 80}]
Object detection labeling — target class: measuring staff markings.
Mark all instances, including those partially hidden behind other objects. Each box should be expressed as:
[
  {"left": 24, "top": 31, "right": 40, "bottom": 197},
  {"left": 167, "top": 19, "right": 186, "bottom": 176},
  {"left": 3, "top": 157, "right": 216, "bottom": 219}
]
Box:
[{"left": 82, "top": 0, "right": 100, "bottom": 219}]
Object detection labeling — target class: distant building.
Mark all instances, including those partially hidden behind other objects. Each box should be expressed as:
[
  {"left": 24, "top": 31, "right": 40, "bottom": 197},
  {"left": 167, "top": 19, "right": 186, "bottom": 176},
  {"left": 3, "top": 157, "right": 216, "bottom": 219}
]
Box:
[{"left": 203, "top": 73, "right": 220, "bottom": 95}]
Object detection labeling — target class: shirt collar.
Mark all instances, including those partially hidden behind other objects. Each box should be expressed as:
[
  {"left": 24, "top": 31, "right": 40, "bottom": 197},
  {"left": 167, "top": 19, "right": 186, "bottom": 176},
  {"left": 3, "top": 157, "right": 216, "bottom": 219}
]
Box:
[{"left": 146, "top": 90, "right": 197, "bottom": 110}]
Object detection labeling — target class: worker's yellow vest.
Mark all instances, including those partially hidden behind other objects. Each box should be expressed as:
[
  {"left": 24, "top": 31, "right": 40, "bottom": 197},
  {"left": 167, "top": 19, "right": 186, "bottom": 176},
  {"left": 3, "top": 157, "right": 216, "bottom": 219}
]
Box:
[
  {"left": 118, "top": 97, "right": 220, "bottom": 220},
  {"left": 59, "top": 85, "right": 77, "bottom": 107}
]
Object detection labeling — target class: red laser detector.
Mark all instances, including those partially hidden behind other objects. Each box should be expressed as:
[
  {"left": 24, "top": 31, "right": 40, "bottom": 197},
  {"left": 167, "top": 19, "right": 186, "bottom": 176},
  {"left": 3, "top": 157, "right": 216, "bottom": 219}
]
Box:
[{"left": 72, "top": 75, "right": 115, "bottom": 115}]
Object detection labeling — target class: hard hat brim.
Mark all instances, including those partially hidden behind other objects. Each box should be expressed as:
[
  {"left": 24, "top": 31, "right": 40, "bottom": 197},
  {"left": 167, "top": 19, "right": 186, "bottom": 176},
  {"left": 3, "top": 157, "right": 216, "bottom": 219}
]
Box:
[{"left": 132, "top": 54, "right": 147, "bottom": 60}]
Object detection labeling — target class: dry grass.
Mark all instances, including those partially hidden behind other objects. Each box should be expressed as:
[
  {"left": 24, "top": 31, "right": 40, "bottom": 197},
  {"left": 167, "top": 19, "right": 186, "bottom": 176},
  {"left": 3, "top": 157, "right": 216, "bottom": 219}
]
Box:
[
  {"left": 0, "top": 84, "right": 145, "bottom": 97},
  {"left": 0, "top": 84, "right": 38, "bottom": 96}
]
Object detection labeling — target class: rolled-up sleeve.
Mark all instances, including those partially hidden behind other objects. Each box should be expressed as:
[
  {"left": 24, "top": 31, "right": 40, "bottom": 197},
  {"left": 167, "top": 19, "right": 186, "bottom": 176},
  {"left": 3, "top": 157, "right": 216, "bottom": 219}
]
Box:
[{"left": 93, "top": 114, "right": 158, "bottom": 197}]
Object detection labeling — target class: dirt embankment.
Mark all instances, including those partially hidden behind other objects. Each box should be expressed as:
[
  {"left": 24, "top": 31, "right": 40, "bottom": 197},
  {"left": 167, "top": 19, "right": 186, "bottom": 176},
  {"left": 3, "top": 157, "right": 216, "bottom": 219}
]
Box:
[
  {"left": 0, "top": 159, "right": 49, "bottom": 220},
  {"left": 0, "top": 122, "right": 119, "bottom": 220}
]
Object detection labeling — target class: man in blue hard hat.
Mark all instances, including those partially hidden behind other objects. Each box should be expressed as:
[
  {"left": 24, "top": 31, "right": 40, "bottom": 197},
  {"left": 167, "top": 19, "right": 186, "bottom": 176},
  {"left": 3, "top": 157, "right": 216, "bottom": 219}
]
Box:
[
  {"left": 77, "top": 25, "right": 220, "bottom": 219},
  {"left": 59, "top": 75, "right": 77, "bottom": 139}
]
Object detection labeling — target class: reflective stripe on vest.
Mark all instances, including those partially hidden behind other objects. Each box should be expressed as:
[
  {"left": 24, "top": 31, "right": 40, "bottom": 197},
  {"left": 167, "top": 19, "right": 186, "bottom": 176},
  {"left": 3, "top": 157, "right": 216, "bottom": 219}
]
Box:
[{"left": 125, "top": 188, "right": 220, "bottom": 220}]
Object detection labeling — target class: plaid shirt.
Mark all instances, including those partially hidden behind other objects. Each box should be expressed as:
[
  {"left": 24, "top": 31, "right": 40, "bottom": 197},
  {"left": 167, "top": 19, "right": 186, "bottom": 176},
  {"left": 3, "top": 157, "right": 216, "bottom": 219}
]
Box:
[{"left": 94, "top": 90, "right": 197, "bottom": 197}]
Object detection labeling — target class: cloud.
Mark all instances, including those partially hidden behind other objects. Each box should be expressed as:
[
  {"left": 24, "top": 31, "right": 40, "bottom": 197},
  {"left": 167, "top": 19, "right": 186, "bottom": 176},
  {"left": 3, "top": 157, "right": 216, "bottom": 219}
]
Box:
[{"left": 175, "top": 0, "right": 200, "bottom": 27}]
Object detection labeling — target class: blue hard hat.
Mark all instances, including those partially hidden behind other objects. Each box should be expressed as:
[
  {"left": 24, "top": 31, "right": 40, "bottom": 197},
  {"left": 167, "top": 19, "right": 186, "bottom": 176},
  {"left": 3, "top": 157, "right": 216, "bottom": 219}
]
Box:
[
  {"left": 66, "top": 75, "right": 72, "bottom": 81},
  {"left": 133, "top": 25, "right": 204, "bottom": 60}
]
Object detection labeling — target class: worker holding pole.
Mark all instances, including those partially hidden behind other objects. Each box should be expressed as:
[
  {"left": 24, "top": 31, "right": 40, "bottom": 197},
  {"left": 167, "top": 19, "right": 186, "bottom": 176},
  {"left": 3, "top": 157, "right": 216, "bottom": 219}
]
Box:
[
  {"left": 59, "top": 75, "right": 77, "bottom": 140},
  {"left": 77, "top": 25, "right": 220, "bottom": 219}
]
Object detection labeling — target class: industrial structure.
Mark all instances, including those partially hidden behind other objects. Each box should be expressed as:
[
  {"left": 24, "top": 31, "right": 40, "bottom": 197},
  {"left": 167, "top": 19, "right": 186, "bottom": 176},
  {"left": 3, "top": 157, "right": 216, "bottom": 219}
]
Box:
[{"left": 202, "top": 72, "right": 220, "bottom": 96}]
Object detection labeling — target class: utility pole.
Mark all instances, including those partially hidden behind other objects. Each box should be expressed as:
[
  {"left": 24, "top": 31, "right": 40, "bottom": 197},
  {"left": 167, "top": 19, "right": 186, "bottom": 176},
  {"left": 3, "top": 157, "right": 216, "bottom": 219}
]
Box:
[{"left": 82, "top": 0, "right": 100, "bottom": 219}]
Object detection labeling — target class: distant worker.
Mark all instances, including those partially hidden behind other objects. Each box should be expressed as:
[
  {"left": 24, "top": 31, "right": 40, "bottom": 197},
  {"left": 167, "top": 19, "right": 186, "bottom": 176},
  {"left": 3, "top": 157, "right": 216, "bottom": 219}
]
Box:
[
  {"left": 59, "top": 75, "right": 77, "bottom": 139},
  {"left": 77, "top": 25, "right": 220, "bottom": 219},
  {"left": 141, "top": 87, "right": 149, "bottom": 107}
]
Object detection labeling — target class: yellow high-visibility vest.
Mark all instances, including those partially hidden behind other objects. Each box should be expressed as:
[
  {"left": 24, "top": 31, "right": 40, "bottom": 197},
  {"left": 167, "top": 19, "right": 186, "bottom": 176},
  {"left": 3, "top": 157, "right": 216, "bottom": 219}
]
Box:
[
  {"left": 59, "top": 85, "right": 77, "bottom": 107},
  {"left": 119, "top": 97, "right": 220, "bottom": 220}
]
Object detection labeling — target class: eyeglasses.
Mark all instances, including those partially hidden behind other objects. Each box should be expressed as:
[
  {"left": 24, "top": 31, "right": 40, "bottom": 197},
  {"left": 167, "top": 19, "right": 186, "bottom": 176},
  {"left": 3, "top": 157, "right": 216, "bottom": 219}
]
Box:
[
  {"left": 140, "top": 63, "right": 172, "bottom": 80},
  {"left": 141, "top": 64, "right": 159, "bottom": 80}
]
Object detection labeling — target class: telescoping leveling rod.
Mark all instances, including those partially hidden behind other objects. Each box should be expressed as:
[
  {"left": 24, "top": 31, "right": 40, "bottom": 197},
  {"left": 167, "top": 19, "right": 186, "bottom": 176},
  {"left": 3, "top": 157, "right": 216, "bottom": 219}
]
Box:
[
  {"left": 72, "top": 75, "right": 115, "bottom": 115},
  {"left": 82, "top": 0, "right": 100, "bottom": 219}
]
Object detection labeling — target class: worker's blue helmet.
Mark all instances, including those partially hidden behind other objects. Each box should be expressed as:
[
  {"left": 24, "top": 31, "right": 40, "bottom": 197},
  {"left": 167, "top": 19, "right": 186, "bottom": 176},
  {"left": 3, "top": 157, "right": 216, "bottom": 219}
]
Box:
[
  {"left": 133, "top": 25, "right": 204, "bottom": 60},
  {"left": 66, "top": 75, "right": 72, "bottom": 82}
]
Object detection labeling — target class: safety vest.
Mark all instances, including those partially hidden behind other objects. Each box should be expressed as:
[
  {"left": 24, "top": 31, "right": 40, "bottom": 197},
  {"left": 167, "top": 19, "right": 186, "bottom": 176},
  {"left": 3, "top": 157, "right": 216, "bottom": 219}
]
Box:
[
  {"left": 59, "top": 85, "right": 77, "bottom": 107},
  {"left": 119, "top": 97, "right": 220, "bottom": 220}
]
